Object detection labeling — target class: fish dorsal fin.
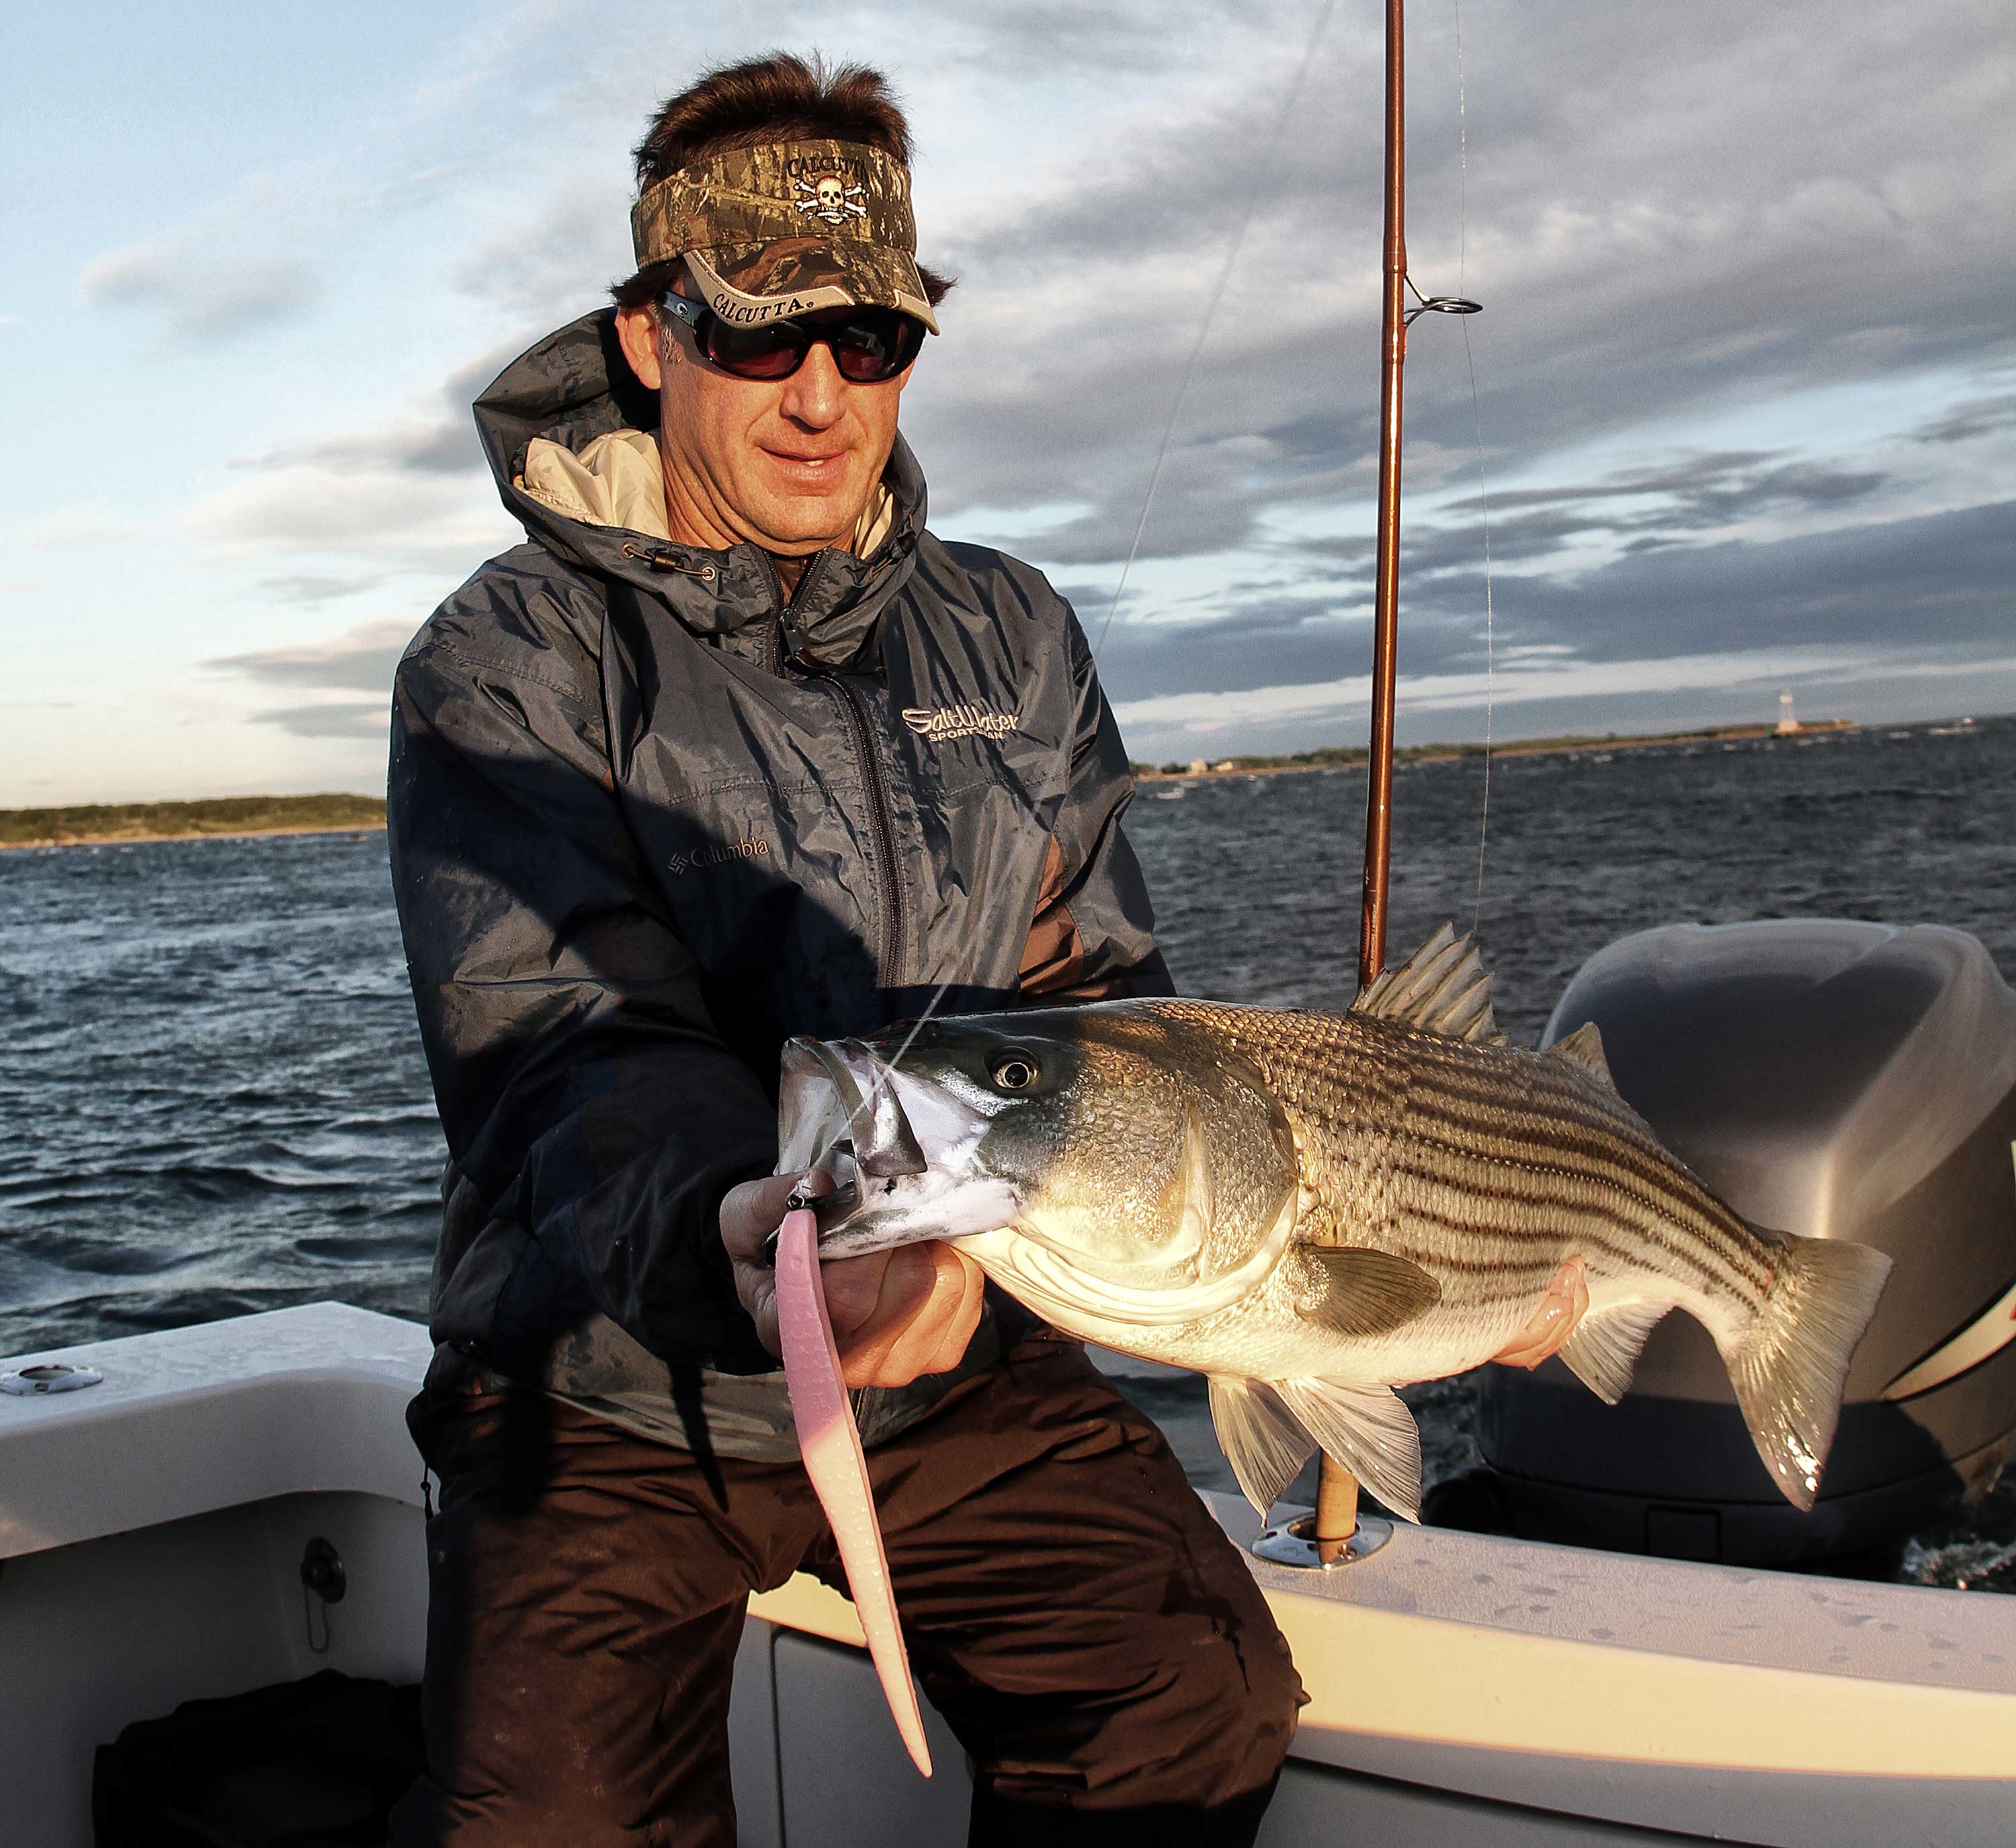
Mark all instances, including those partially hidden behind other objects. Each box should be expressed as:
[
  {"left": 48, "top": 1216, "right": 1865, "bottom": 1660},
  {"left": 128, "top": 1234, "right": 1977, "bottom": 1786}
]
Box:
[
  {"left": 1558, "top": 1298, "right": 1675, "bottom": 1403},
  {"left": 1350, "top": 923, "right": 1507, "bottom": 1045},
  {"left": 1296, "top": 1248, "right": 1441, "bottom": 1338},
  {"left": 1548, "top": 1020, "right": 1616, "bottom": 1089},
  {"left": 1209, "top": 1376, "right": 1316, "bottom": 1517},
  {"left": 1272, "top": 1378, "right": 1424, "bottom": 1523}
]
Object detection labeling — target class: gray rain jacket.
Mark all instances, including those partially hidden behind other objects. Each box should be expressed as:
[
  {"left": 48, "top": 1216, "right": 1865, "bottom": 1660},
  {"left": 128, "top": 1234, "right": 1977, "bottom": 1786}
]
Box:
[{"left": 388, "top": 310, "right": 1169, "bottom": 1458}]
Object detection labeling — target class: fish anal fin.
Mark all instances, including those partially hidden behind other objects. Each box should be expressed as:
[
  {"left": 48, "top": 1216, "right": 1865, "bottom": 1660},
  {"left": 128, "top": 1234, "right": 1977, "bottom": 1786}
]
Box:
[
  {"left": 1558, "top": 1298, "right": 1675, "bottom": 1404},
  {"left": 1297, "top": 1247, "right": 1441, "bottom": 1338},
  {"left": 1349, "top": 923, "right": 1506, "bottom": 1046},
  {"left": 1273, "top": 1378, "right": 1424, "bottom": 1523},
  {"left": 1209, "top": 1376, "right": 1316, "bottom": 1518},
  {"left": 1549, "top": 1020, "right": 1618, "bottom": 1090}
]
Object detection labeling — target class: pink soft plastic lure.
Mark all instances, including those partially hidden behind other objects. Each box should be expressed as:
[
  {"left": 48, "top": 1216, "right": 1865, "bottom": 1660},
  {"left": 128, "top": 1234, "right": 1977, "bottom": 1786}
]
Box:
[{"left": 773, "top": 1206, "right": 933, "bottom": 1777}]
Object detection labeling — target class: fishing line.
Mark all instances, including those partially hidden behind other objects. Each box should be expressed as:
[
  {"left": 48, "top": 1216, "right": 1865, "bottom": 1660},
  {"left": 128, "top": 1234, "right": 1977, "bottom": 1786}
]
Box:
[
  {"left": 1455, "top": 0, "right": 1497, "bottom": 937},
  {"left": 875, "top": 0, "right": 1339, "bottom": 1083}
]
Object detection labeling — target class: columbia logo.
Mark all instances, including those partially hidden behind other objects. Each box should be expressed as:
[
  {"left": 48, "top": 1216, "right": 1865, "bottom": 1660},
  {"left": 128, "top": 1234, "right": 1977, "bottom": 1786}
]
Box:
[
  {"left": 902, "top": 703, "right": 1019, "bottom": 743},
  {"left": 669, "top": 836, "right": 771, "bottom": 876}
]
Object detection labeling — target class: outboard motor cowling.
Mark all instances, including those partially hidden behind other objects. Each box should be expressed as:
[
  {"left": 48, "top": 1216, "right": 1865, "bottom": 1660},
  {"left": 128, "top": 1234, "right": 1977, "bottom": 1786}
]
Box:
[{"left": 1470, "top": 919, "right": 2016, "bottom": 1566}]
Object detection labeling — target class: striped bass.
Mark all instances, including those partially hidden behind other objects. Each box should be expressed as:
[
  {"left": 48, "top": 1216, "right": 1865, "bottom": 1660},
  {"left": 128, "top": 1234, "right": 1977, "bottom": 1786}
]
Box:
[{"left": 778, "top": 925, "right": 1893, "bottom": 1523}]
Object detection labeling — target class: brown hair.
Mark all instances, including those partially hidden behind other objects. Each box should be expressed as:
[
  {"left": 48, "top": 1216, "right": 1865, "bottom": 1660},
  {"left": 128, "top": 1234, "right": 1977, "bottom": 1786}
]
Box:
[{"left": 610, "top": 51, "right": 955, "bottom": 311}]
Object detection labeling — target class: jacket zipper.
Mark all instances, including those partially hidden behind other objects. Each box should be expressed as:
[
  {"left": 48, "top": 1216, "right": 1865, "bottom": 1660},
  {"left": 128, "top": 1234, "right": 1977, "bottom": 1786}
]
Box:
[
  {"left": 821, "top": 673, "right": 905, "bottom": 989},
  {"left": 763, "top": 547, "right": 904, "bottom": 989}
]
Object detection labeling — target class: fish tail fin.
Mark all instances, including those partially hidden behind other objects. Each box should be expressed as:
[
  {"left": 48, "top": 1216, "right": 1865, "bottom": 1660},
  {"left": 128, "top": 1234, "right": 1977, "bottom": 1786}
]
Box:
[{"left": 1724, "top": 1228, "right": 1892, "bottom": 1512}]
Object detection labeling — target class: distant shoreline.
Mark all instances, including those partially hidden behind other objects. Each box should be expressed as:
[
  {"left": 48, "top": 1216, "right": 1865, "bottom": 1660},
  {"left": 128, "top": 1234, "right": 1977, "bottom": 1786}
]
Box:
[
  {"left": 0, "top": 794, "right": 387, "bottom": 851},
  {"left": 0, "top": 822, "right": 387, "bottom": 853},
  {"left": 1132, "top": 718, "right": 1861, "bottom": 782}
]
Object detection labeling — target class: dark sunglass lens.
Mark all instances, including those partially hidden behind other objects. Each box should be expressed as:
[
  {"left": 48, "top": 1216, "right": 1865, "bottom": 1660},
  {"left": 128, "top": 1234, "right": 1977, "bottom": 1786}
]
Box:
[
  {"left": 704, "top": 320, "right": 807, "bottom": 380},
  {"left": 831, "top": 312, "right": 925, "bottom": 383}
]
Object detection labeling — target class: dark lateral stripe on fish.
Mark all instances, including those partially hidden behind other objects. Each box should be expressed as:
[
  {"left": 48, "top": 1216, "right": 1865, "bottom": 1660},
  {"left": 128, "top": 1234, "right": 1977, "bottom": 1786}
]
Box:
[
  {"left": 1398, "top": 1150, "right": 1763, "bottom": 1302},
  {"left": 1386, "top": 1123, "right": 1767, "bottom": 1299},
  {"left": 1390, "top": 1205, "right": 1729, "bottom": 1302},
  {"left": 1388, "top": 1086, "right": 1768, "bottom": 1290},
  {"left": 1404, "top": 1072, "right": 1688, "bottom": 1191},
  {"left": 1390, "top": 1189, "right": 1716, "bottom": 1293},
  {"left": 1390, "top": 1116, "right": 1748, "bottom": 1277}
]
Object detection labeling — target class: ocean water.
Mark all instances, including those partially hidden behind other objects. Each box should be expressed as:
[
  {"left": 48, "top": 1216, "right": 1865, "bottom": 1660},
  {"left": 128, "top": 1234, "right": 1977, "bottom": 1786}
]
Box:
[{"left": 4, "top": 715, "right": 2013, "bottom": 1587}]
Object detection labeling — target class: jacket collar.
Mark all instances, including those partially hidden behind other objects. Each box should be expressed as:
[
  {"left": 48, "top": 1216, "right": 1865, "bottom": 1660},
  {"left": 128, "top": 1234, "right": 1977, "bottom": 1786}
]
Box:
[{"left": 473, "top": 309, "right": 925, "bottom": 669}]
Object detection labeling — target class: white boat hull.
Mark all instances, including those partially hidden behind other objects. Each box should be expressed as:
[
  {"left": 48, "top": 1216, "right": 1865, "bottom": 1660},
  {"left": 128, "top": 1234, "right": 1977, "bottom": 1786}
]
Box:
[{"left": 4, "top": 1304, "right": 2013, "bottom": 1846}]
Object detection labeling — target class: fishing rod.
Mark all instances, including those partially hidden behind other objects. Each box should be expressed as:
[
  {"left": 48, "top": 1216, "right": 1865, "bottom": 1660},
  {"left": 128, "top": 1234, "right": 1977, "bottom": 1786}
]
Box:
[{"left": 1304, "top": 0, "right": 1480, "bottom": 1569}]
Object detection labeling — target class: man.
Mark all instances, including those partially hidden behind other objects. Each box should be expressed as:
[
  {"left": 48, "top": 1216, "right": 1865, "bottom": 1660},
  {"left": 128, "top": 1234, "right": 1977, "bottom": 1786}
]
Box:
[{"left": 386, "top": 52, "right": 1302, "bottom": 1848}]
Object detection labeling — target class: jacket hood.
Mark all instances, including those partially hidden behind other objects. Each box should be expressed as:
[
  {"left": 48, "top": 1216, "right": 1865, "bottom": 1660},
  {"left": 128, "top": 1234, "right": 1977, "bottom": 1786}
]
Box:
[{"left": 473, "top": 308, "right": 925, "bottom": 668}]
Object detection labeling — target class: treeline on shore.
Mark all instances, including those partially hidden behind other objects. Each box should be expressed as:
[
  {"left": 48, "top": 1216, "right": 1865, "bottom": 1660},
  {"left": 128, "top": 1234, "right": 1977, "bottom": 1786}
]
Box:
[
  {"left": 1130, "top": 718, "right": 1854, "bottom": 780},
  {"left": 0, "top": 794, "right": 387, "bottom": 847}
]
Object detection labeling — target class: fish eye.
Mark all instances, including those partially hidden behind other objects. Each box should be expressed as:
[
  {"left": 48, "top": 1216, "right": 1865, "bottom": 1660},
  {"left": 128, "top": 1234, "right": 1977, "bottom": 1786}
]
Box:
[{"left": 988, "top": 1050, "right": 1040, "bottom": 1093}]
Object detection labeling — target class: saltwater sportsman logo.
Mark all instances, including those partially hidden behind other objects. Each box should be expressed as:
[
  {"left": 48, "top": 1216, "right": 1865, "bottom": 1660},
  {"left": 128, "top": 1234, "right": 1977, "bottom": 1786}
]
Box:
[
  {"left": 902, "top": 704, "right": 1019, "bottom": 745},
  {"left": 668, "top": 835, "right": 771, "bottom": 876}
]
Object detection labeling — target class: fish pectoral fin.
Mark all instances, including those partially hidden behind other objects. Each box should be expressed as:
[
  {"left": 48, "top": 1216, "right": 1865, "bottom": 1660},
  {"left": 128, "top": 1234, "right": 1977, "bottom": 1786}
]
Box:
[
  {"left": 1209, "top": 1377, "right": 1316, "bottom": 1519},
  {"left": 1558, "top": 1298, "right": 1675, "bottom": 1404},
  {"left": 1296, "top": 1247, "right": 1441, "bottom": 1338},
  {"left": 1273, "top": 1378, "right": 1424, "bottom": 1523},
  {"left": 1547, "top": 1020, "right": 1618, "bottom": 1091}
]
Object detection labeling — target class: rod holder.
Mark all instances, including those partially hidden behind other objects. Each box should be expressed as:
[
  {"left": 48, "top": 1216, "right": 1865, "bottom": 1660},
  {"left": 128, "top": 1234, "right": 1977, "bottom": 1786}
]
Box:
[{"left": 1251, "top": 1513, "right": 1394, "bottom": 1570}]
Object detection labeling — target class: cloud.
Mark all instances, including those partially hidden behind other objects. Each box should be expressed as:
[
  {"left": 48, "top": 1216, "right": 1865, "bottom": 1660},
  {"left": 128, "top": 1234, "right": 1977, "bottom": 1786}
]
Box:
[
  {"left": 246, "top": 702, "right": 393, "bottom": 741},
  {"left": 208, "top": 618, "right": 411, "bottom": 740},
  {"left": 1091, "top": 495, "right": 2016, "bottom": 717},
  {"left": 1911, "top": 390, "right": 2016, "bottom": 446},
  {"left": 452, "top": 175, "right": 631, "bottom": 326},
  {"left": 900, "top": 0, "right": 2016, "bottom": 583},
  {"left": 188, "top": 468, "right": 493, "bottom": 556},
  {"left": 256, "top": 573, "right": 390, "bottom": 607},
  {"left": 233, "top": 419, "right": 482, "bottom": 480},
  {"left": 229, "top": 345, "right": 516, "bottom": 481},
  {"left": 208, "top": 618, "right": 413, "bottom": 696},
  {"left": 79, "top": 241, "right": 323, "bottom": 341}
]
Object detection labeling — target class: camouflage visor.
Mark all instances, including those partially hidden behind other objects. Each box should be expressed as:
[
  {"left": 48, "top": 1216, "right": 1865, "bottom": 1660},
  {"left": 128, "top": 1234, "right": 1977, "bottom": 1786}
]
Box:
[{"left": 630, "top": 138, "right": 939, "bottom": 335}]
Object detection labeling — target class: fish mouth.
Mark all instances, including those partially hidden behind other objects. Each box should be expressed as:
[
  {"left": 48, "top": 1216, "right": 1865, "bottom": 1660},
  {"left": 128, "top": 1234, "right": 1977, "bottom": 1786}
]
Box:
[
  {"left": 777, "top": 1037, "right": 1021, "bottom": 1257},
  {"left": 779, "top": 1037, "right": 929, "bottom": 1183}
]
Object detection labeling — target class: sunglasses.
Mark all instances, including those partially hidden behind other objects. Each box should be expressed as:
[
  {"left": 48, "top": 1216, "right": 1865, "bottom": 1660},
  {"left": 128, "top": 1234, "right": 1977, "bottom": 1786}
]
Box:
[{"left": 658, "top": 293, "right": 925, "bottom": 384}]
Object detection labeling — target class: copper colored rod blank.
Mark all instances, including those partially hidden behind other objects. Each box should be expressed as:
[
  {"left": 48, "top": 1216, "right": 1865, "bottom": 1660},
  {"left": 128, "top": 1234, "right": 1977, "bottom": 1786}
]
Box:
[
  {"left": 1320, "top": 0, "right": 1410, "bottom": 1565},
  {"left": 1361, "top": 0, "right": 1409, "bottom": 996}
]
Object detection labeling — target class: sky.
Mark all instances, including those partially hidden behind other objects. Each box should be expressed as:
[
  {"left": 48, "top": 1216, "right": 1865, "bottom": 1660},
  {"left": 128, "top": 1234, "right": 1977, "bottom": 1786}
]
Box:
[{"left": 2, "top": 0, "right": 2011, "bottom": 804}]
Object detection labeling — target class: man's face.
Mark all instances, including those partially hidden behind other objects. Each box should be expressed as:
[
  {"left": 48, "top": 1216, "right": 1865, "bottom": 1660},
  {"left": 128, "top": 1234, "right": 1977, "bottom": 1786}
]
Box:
[{"left": 615, "top": 293, "right": 912, "bottom": 558}]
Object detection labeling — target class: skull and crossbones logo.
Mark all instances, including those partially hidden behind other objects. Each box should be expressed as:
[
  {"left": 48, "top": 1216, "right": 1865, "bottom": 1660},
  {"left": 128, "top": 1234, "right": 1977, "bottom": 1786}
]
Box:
[{"left": 792, "top": 174, "right": 869, "bottom": 225}]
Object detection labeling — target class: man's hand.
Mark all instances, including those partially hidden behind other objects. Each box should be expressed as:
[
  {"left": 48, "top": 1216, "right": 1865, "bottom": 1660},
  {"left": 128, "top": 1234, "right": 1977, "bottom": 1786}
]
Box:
[
  {"left": 1492, "top": 1255, "right": 1590, "bottom": 1369},
  {"left": 722, "top": 1171, "right": 986, "bottom": 1389}
]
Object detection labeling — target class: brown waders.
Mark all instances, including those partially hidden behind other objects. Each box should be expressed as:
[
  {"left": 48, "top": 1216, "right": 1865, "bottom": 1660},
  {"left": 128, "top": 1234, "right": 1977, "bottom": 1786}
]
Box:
[{"left": 388, "top": 1330, "right": 1302, "bottom": 1846}]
